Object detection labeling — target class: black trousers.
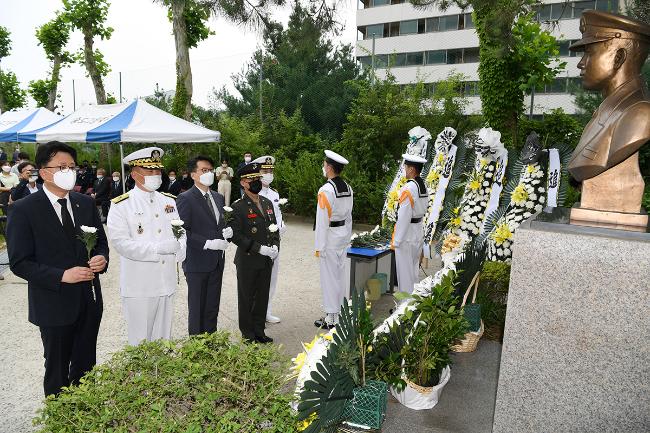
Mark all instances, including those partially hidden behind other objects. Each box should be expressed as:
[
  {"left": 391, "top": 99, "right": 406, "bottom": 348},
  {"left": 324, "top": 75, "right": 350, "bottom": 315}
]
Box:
[
  {"left": 236, "top": 264, "right": 272, "bottom": 340},
  {"left": 38, "top": 289, "right": 102, "bottom": 396},
  {"left": 186, "top": 266, "right": 224, "bottom": 335}
]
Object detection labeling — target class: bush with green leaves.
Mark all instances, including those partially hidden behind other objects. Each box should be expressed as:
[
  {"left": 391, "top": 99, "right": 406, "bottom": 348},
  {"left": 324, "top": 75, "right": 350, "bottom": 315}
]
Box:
[
  {"left": 476, "top": 261, "right": 511, "bottom": 341},
  {"left": 35, "top": 332, "right": 298, "bottom": 433}
]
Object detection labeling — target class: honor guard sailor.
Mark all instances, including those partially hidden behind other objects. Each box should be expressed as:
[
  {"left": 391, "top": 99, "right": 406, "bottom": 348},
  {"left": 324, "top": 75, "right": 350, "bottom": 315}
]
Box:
[
  {"left": 228, "top": 162, "right": 279, "bottom": 343},
  {"left": 107, "top": 147, "right": 186, "bottom": 346},
  {"left": 252, "top": 155, "right": 285, "bottom": 323},
  {"left": 392, "top": 154, "right": 428, "bottom": 294},
  {"left": 314, "top": 150, "right": 353, "bottom": 329}
]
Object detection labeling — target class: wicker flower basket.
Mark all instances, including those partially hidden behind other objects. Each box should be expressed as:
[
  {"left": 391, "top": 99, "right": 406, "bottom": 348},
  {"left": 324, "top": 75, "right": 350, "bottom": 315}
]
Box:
[
  {"left": 389, "top": 366, "right": 451, "bottom": 410},
  {"left": 452, "top": 320, "right": 484, "bottom": 353},
  {"left": 452, "top": 272, "right": 483, "bottom": 353}
]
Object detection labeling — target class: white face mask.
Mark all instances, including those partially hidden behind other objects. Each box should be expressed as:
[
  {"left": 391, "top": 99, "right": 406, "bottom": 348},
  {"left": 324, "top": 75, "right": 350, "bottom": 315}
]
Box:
[
  {"left": 2, "top": 166, "right": 10, "bottom": 173},
  {"left": 244, "top": 156, "right": 251, "bottom": 163},
  {"left": 199, "top": 171, "right": 215, "bottom": 187},
  {"left": 53, "top": 169, "right": 76, "bottom": 191},
  {"left": 29, "top": 175, "right": 38, "bottom": 183},
  {"left": 97, "top": 175, "right": 103, "bottom": 180},
  {"left": 222, "top": 163, "right": 227, "bottom": 168},
  {"left": 169, "top": 176, "right": 176, "bottom": 181},
  {"left": 143, "top": 175, "right": 162, "bottom": 192},
  {"left": 113, "top": 176, "right": 120, "bottom": 182},
  {"left": 262, "top": 173, "right": 274, "bottom": 186},
  {"left": 322, "top": 165, "right": 327, "bottom": 178}
]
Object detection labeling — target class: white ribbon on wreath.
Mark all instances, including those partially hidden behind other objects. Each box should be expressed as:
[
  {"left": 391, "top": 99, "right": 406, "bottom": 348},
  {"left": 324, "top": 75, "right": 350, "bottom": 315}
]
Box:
[{"left": 546, "top": 148, "right": 561, "bottom": 209}]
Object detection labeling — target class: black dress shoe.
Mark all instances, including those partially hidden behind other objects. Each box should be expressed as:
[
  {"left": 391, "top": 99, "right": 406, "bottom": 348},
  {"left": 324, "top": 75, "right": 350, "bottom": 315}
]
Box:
[
  {"left": 313, "top": 318, "right": 335, "bottom": 330},
  {"left": 255, "top": 335, "right": 274, "bottom": 344}
]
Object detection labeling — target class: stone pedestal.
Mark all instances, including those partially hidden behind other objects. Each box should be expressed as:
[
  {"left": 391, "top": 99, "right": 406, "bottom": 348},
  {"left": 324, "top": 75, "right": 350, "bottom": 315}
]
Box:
[{"left": 492, "top": 209, "right": 650, "bottom": 433}]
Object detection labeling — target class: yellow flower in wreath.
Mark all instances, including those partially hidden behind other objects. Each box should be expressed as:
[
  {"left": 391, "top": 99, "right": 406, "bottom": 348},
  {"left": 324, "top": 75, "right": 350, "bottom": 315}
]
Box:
[
  {"left": 511, "top": 184, "right": 529, "bottom": 205},
  {"left": 426, "top": 170, "right": 440, "bottom": 185},
  {"left": 492, "top": 223, "right": 513, "bottom": 246},
  {"left": 437, "top": 153, "right": 445, "bottom": 164}
]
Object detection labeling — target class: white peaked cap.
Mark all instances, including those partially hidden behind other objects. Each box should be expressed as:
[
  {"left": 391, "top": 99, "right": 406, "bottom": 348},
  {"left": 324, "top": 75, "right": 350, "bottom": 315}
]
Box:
[
  {"left": 402, "top": 154, "right": 427, "bottom": 164},
  {"left": 123, "top": 146, "right": 165, "bottom": 168},
  {"left": 324, "top": 150, "right": 349, "bottom": 165}
]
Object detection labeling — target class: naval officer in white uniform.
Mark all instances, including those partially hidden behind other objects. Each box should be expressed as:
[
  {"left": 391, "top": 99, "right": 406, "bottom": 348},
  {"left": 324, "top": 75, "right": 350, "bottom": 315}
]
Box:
[
  {"left": 253, "top": 155, "right": 285, "bottom": 323},
  {"left": 107, "top": 147, "right": 186, "bottom": 345},
  {"left": 392, "top": 153, "right": 428, "bottom": 294},
  {"left": 314, "top": 150, "right": 353, "bottom": 329}
]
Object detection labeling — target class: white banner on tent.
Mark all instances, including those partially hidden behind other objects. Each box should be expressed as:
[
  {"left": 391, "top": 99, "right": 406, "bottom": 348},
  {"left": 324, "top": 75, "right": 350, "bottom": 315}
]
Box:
[
  {"left": 481, "top": 152, "right": 508, "bottom": 234},
  {"left": 546, "top": 148, "right": 561, "bottom": 208}
]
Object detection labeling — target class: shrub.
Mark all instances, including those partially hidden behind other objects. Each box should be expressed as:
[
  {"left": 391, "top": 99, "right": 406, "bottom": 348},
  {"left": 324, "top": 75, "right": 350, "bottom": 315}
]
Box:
[
  {"left": 477, "top": 261, "right": 511, "bottom": 341},
  {"left": 35, "top": 332, "right": 298, "bottom": 433}
]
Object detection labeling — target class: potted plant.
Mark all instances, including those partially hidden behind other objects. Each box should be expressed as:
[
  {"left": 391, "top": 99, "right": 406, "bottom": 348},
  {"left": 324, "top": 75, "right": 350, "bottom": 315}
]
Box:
[{"left": 371, "top": 273, "right": 468, "bottom": 410}]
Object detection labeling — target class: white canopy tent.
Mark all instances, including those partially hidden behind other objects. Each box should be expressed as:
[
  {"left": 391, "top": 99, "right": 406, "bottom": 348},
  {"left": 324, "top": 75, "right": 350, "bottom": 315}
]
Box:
[
  {"left": 0, "top": 108, "right": 62, "bottom": 143},
  {"left": 17, "top": 99, "right": 221, "bottom": 193}
]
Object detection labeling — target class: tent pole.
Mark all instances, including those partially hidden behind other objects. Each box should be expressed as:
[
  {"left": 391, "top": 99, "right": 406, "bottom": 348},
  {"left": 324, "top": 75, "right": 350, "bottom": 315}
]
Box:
[{"left": 120, "top": 143, "right": 126, "bottom": 194}]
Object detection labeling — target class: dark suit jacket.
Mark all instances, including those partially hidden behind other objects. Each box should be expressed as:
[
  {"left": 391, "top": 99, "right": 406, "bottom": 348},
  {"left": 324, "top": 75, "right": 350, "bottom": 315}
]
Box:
[
  {"left": 167, "top": 179, "right": 183, "bottom": 196},
  {"left": 176, "top": 186, "right": 226, "bottom": 273},
  {"left": 7, "top": 189, "right": 109, "bottom": 327},
  {"left": 110, "top": 180, "right": 123, "bottom": 199},
  {"left": 93, "top": 177, "right": 110, "bottom": 203},
  {"left": 10, "top": 180, "right": 42, "bottom": 202},
  {"left": 229, "top": 194, "right": 279, "bottom": 270}
]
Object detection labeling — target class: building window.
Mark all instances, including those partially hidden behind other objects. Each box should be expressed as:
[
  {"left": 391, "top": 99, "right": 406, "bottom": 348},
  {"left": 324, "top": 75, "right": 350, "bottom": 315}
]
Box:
[
  {"left": 464, "top": 47, "right": 480, "bottom": 63},
  {"left": 596, "top": 0, "right": 618, "bottom": 12},
  {"left": 458, "top": 13, "right": 465, "bottom": 30},
  {"left": 558, "top": 40, "right": 571, "bottom": 56},
  {"left": 427, "top": 50, "right": 446, "bottom": 64},
  {"left": 390, "top": 0, "right": 405, "bottom": 4},
  {"left": 537, "top": 4, "right": 552, "bottom": 21},
  {"left": 465, "top": 13, "right": 475, "bottom": 29},
  {"left": 418, "top": 19, "right": 426, "bottom": 33},
  {"left": 573, "top": 1, "right": 596, "bottom": 17},
  {"left": 372, "top": 0, "right": 389, "bottom": 6},
  {"left": 406, "top": 51, "right": 424, "bottom": 66},
  {"left": 548, "top": 78, "right": 568, "bottom": 93},
  {"left": 440, "top": 15, "right": 459, "bottom": 31},
  {"left": 358, "top": 56, "right": 371, "bottom": 67},
  {"left": 447, "top": 49, "right": 463, "bottom": 64},
  {"left": 392, "top": 53, "right": 407, "bottom": 67},
  {"left": 400, "top": 20, "right": 418, "bottom": 35},
  {"left": 365, "top": 24, "right": 384, "bottom": 39},
  {"left": 426, "top": 17, "right": 439, "bottom": 32},
  {"left": 390, "top": 21, "right": 400, "bottom": 37}
]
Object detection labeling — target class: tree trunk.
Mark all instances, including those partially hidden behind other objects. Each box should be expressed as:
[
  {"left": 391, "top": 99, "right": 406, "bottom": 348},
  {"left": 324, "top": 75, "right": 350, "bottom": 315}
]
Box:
[
  {"left": 83, "top": 30, "right": 107, "bottom": 105},
  {"left": 171, "top": 0, "right": 193, "bottom": 120},
  {"left": 0, "top": 61, "right": 5, "bottom": 113},
  {"left": 47, "top": 53, "right": 62, "bottom": 111}
]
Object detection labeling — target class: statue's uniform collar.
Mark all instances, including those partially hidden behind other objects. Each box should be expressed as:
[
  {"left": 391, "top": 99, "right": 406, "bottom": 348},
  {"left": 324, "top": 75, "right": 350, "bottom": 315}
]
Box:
[{"left": 594, "top": 76, "right": 644, "bottom": 126}]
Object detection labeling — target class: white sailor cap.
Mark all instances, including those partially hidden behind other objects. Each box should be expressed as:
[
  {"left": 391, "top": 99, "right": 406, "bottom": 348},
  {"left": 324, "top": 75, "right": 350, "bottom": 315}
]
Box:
[
  {"left": 402, "top": 154, "right": 427, "bottom": 164},
  {"left": 123, "top": 147, "right": 165, "bottom": 169},
  {"left": 252, "top": 155, "right": 275, "bottom": 168},
  {"left": 324, "top": 150, "right": 349, "bottom": 166}
]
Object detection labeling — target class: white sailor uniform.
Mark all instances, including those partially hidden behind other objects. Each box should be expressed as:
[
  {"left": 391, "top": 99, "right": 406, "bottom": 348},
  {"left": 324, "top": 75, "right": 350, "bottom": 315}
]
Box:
[
  {"left": 107, "top": 186, "right": 186, "bottom": 345},
  {"left": 259, "top": 185, "right": 285, "bottom": 317},
  {"left": 392, "top": 177, "right": 428, "bottom": 294},
  {"left": 315, "top": 177, "right": 353, "bottom": 317}
]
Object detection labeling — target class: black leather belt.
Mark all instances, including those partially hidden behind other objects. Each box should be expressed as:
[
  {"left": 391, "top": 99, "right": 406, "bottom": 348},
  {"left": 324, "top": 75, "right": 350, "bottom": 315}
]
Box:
[
  {"left": 330, "top": 220, "right": 345, "bottom": 227},
  {"left": 410, "top": 217, "right": 423, "bottom": 223}
]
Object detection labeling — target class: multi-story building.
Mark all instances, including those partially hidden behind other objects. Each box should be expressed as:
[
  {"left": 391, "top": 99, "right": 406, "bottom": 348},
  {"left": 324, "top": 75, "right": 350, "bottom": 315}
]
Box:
[{"left": 355, "top": 0, "right": 621, "bottom": 115}]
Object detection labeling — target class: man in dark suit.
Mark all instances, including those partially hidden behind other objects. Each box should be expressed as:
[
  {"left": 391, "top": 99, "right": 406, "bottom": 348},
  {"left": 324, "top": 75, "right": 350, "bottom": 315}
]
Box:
[
  {"left": 166, "top": 170, "right": 183, "bottom": 196},
  {"left": 176, "top": 156, "right": 231, "bottom": 335},
  {"left": 10, "top": 161, "right": 42, "bottom": 202},
  {"left": 109, "top": 171, "right": 123, "bottom": 200},
  {"left": 6, "top": 141, "right": 109, "bottom": 397},
  {"left": 91, "top": 168, "right": 110, "bottom": 222},
  {"left": 228, "top": 162, "right": 279, "bottom": 344}
]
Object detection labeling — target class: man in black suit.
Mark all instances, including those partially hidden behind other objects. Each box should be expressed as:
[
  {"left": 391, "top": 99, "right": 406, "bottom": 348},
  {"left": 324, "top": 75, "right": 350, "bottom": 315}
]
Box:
[
  {"left": 109, "top": 171, "right": 123, "bottom": 200},
  {"left": 6, "top": 141, "right": 109, "bottom": 397},
  {"left": 10, "top": 161, "right": 42, "bottom": 202},
  {"left": 91, "top": 168, "right": 110, "bottom": 222},
  {"left": 166, "top": 170, "right": 183, "bottom": 196},
  {"left": 176, "top": 156, "right": 231, "bottom": 335}
]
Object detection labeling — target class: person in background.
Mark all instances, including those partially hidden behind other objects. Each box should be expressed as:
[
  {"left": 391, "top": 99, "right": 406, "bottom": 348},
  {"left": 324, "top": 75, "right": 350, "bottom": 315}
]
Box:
[
  {"left": 216, "top": 159, "right": 233, "bottom": 206},
  {"left": 177, "top": 156, "right": 232, "bottom": 335},
  {"left": 10, "top": 161, "right": 42, "bottom": 202},
  {"left": 0, "top": 147, "right": 7, "bottom": 162},
  {"left": 125, "top": 168, "right": 135, "bottom": 192},
  {"left": 314, "top": 150, "right": 353, "bottom": 329},
  {"left": 90, "top": 161, "right": 98, "bottom": 176},
  {"left": 1, "top": 160, "right": 20, "bottom": 210},
  {"left": 107, "top": 147, "right": 186, "bottom": 346},
  {"left": 6, "top": 141, "right": 109, "bottom": 397},
  {"left": 110, "top": 172, "right": 123, "bottom": 201},
  {"left": 180, "top": 170, "right": 193, "bottom": 192},
  {"left": 11, "top": 147, "right": 20, "bottom": 163},
  {"left": 167, "top": 170, "right": 183, "bottom": 196},
  {"left": 11, "top": 152, "right": 30, "bottom": 176},
  {"left": 237, "top": 152, "right": 253, "bottom": 197},
  {"left": 253, "top": 155, "right": 285, "bottom": 324},
  {"left": 91, "top": 168, "right": 111, "bottom": 222}
]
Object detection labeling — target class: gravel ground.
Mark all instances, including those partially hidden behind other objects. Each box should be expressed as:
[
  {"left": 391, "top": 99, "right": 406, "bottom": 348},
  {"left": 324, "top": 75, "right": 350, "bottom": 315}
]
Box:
[{"left": 0, "top": 217, "right": 436, "bottom": 432}]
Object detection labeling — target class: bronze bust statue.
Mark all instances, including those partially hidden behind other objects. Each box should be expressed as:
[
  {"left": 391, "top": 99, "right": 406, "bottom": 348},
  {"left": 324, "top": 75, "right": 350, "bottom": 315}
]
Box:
[{"left": 568, "top": 10, "right": 650, "bottom": 231}]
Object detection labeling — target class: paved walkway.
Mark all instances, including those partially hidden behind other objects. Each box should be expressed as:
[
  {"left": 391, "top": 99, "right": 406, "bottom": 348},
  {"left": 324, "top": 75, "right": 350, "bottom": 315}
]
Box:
[{"left": 0, "top": 218, "right": 500, "bottom": 432}]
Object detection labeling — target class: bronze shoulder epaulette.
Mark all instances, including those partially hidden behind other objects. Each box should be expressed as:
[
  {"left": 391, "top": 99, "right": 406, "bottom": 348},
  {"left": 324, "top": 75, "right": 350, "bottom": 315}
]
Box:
[
  {"left": 160, "top": 192, "right": 177, "bottom": 199},
  {"left": 111, "top": 193, "right": 130, "bottom": 204}
]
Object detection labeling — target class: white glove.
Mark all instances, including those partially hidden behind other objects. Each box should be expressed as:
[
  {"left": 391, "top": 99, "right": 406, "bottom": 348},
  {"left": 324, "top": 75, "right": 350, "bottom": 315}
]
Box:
[
  {"left": 204, "top": 239, "right": 229, "bottom": 251},
  {"left": 156, "top": 239, "right": 181, "bottom": 255},
  {"left": 259, "top": 245, "right": 279, "bottom": 260},
  {"left": 222, "top": 227, "right": 233, "bottom": 240}
]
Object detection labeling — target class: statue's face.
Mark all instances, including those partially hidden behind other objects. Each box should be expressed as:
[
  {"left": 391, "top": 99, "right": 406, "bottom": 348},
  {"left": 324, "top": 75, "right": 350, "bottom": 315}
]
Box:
[{"left": 577, "top": 42, "right": 619, "bottom": 91}]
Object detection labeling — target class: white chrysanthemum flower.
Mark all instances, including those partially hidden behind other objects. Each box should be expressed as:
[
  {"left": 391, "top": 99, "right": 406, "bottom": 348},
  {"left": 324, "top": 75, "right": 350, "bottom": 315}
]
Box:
[
  {"left": 532, "top": 180, "right": 540, "bottom": 185},
  {"left": 279, "top": 198, "right": 288, "bottom": 205},
  {"left": 503, "top": 248, "right": 511, "bottom": 256},
  {"left": 170, "top": 219, "right": 184, "bottom": 227},
  {"left": 223, "top": 206, "right": 233, "bottom": 212},
  {"left": 485, "top": 172, "right": 493, "bottom": 178},
  {"left": 530, "top": 193, "right": 537, "bottom": 200},
  {"left": 497, "top": 248, "right": 503, "bottom": 256},
  {"left": 483, "top": 181, "right": 490, "bottom": 186},
  {"left": 525, "top": 201, "right": 534, "bottom": 208},
  {"left": 524, "top": 212, "right": 532, "bottom": 218},
  {"left": 80, "top": 225, "right": 97, "bottom": 234},
  {"left": 471, "top": 216, "right": 478, "bottom": 222},
  {"left": 534, "top": 204, "right": 543, "bottom": 212},
  {"left": 268, "top": 224, "right": 279, "bottom": 233},
  {"left": 472, "top": 227, "right": 479, "bottom": 235},
  {"left": 539, "top": 196, "right": 546, "bottom": 203}
]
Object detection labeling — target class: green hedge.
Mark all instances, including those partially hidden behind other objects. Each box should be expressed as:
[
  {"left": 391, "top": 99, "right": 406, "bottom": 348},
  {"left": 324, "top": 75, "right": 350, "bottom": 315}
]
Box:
[{"left": 35, "top": 332, "right": 298, "bottom": 433}]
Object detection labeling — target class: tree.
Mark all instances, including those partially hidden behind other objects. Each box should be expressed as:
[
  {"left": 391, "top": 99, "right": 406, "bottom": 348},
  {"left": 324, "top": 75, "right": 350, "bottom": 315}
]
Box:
[
  {"left": 0, "top": 70, "right": 27, "bottom": 111},
  {"left": 217, "top": 2, "right": 363, "bottom": 139},
  {"left": 31, "top": 13, "right": 72, "bottom": 110},
  {"left": 0, "top": 25, "right": 12, "bottom": 112},
  {"left": 63, "top": 0, "right": 113, "bottom": 105},
  {"left": 410, "top": 0, "right": 563, "bottom": 147},
  {"left": 625, "top": 0, "right": 650, "bottom": 24}
]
